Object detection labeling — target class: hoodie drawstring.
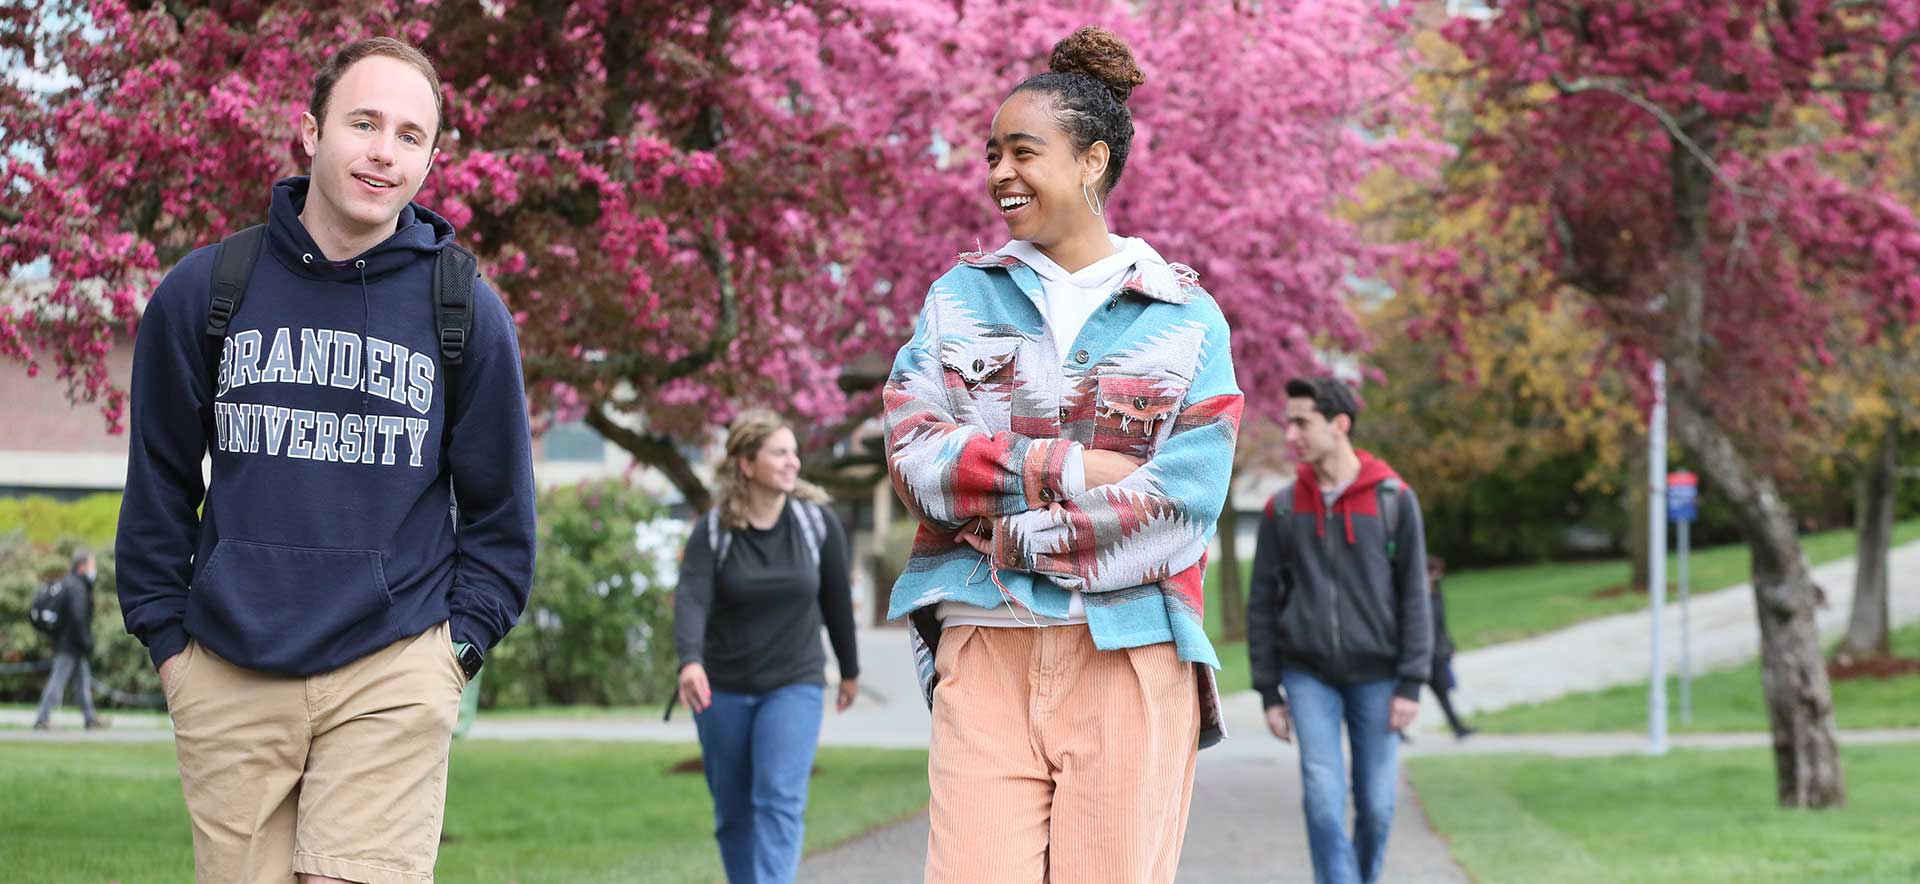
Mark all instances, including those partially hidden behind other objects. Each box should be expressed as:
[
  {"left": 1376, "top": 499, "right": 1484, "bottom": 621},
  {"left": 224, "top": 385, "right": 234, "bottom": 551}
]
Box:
[{"left": 356, "top": 259, "right": 370, "bottom": 412}]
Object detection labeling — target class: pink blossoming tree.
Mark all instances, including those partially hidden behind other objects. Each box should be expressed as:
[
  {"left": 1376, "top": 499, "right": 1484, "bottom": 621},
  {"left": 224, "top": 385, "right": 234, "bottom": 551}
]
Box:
[
  {"left": 4, "top": 0, "right": 1429, "bottom": 515},
  {"left": 1418, "top": 0, "right": 1920, "bottom": 807}
]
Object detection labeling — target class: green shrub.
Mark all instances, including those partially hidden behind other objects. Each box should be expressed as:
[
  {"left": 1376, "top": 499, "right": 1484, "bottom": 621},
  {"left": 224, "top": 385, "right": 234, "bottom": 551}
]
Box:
[
  {"left": 480, "top": 479, "right": 688, "bottom": 709},
  {"left": 0, "top": 533, "right": 161, "bottom": 706},
  {"left": 0, "top": 494, "right": 122, "bottom": 547},
  {"left": 0, "top": 484, "right": 690, "bottom": 711}
]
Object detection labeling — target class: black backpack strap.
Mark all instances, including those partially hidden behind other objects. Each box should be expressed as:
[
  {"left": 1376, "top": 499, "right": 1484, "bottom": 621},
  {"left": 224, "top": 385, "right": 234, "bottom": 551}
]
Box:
[
  {"left": 203, "top": 225, "right": 266, "bottom": 398},
  {"left": 435, "top": 244, "right": 478, "bottom": 366},
  {"left": 206, "top": 225, "right": 266, "bottom": 338}
]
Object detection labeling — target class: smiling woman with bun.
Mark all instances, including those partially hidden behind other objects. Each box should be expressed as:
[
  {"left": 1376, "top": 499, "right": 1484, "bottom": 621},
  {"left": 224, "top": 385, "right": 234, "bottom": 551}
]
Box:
[{"left": 880, "top": 26, "right": 1244, "bottom": 884}]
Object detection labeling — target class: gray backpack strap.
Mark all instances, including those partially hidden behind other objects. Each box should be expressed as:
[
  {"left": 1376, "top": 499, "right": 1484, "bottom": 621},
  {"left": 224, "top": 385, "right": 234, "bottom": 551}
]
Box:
[
  {"left": 707, "top": 509, "right": 731, "bottom": 564},
  {"left": 1377, "top": 478, "right": 1403, "bottom": 559},
  {"left": 793, "top": 500, "right": 827, "bottom": 572}
]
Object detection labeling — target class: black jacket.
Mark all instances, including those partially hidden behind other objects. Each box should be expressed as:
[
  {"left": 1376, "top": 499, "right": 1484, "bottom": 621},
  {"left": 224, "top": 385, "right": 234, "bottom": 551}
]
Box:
[
  {"left": 51, "top": 572, "right": 95, "bottom": 657},
  {"left": 1247, "top": 452, "right": 1432, "bottom": 707}
]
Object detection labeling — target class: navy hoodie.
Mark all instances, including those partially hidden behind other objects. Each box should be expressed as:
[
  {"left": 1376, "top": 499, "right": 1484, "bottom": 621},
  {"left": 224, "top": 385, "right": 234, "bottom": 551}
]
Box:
[{"left": 116, "top": 177, "right": 536, "bottom": 675}]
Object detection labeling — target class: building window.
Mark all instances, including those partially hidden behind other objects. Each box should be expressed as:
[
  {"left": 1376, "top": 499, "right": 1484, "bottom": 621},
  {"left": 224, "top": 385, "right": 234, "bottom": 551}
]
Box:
[{"left": 543, "top": 419, "right": 605, "bottom": 462}]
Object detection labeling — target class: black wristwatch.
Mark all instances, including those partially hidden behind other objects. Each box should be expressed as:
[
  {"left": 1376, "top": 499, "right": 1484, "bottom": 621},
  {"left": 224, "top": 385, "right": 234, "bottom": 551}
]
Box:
[{"left": 452, "top": 640, "right": 485, "bottom": 680}]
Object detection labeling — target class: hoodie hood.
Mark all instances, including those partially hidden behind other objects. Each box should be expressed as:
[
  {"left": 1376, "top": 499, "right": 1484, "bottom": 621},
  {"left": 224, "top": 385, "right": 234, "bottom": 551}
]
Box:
[
  {"left": 1294, "top": 449, "right": 1402, "bottom": 545},
  {"left": 966, "top": 234, "right": 1199, "bottom": 305},
  {"left": 268, "top": 176, "right": 454, "bottom": 283}
]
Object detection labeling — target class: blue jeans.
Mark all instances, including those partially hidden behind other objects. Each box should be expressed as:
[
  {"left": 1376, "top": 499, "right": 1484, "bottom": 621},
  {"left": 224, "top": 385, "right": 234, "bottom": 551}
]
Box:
[
  {"left": 1281, "top": 669, "right": 1400, "bottom": 884},
  {"left": 693, "top": 682, "right": 825, "bottom": 884}
]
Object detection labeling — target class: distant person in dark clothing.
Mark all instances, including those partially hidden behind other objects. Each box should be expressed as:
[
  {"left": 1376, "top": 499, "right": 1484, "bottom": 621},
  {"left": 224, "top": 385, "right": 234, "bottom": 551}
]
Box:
[
  {"left": 34, "top": 549, "right": 105, "bottom": 730},
  {"left": 674, "top": 409, "right": 861, "bottom": 884},
  {"left": 1427, "top": 557, "right": 1474, "bottom": 739}
]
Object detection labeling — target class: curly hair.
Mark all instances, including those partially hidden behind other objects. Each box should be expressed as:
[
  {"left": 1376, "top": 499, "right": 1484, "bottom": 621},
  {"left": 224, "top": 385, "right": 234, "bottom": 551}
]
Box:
[
  {"left": 1011, "top": 27, "right": 1146, "bottom": 195},
  {"left": 713, "top": 409, "right": 829, "bottom": 530}
]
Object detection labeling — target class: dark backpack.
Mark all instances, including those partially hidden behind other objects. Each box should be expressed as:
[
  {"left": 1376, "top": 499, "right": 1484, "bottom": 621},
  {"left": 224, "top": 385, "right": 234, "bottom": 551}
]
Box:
[
  {"left": 28, "top": 580, "right": 64, "bottom": 635},
  {"left": 203, "top": 224, "right": 479, "bottom": 393},
  {"left": 1270, "top": 478, "right": 1405, "bottom": 559}
]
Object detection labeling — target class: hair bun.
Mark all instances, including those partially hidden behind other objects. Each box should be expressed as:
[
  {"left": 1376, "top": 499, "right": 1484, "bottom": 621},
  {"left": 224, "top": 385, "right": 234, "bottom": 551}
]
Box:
[{"left": 1049, "top": 27, "right": 1145, "bottom": 104}]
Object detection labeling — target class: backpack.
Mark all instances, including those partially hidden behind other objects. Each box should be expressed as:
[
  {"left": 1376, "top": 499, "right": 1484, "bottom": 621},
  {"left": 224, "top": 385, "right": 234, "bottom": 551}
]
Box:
[
  {"left": 28, "top": 580, "right": 64, "bottom": 635},
  {"left": 706, "top": 500, "right": 831, "bottom": 571},
  {"left": 202, "top": 224, "right": 479, "bottom": 397},
  {"left": 1270, "top": 477, "right": 1405, "bottom": 559}
]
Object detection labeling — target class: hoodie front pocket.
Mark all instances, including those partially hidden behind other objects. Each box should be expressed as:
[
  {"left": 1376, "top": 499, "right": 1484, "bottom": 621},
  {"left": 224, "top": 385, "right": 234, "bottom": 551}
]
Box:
[{"left": 186, "top": 540, "right": 391, "bottom": 673}]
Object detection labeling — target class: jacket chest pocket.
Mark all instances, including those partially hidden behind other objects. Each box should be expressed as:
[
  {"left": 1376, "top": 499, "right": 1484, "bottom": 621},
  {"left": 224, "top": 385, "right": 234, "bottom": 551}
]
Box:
[
  {"left": 1091, "top": 373, "right": 1185, "bottom": 456},
  {"left": 940, "top": 337, "right": 1022, "bottom": 428}
]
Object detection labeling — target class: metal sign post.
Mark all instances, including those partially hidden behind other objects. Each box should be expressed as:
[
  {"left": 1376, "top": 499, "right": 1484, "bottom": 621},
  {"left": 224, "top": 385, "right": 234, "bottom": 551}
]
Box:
[
  {"left": 1648, "top": 362, "right": 1669, "bottom": 755},
  {"left": 1668, "top": 471, "right": 1699, "bottom": 726}
]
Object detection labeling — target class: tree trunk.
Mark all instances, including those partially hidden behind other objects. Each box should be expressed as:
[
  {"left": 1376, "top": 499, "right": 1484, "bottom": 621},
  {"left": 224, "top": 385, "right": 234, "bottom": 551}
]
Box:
[
  {"left": 1837, "top": 418, "right": 1898, "bottom": 663},
  {"left": 1656, "top": 132, "right": 1842, "bottom": 807},
  {"left": 1216, "top": 488, "right": 1248, "bottom": 642},
  {"left": 1627, "top": 446, "right": 1651, "bottom": 592},
  {"left": 1670, "top": 400, "right": 1846, "bottom": 808}
]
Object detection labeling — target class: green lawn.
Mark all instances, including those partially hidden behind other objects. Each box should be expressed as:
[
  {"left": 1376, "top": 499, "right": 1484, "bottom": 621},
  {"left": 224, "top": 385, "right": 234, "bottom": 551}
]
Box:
[
  {"left": 1475, "top": 621, "right": 1920, "bottom": 734},
  {"left": 0, "top": 740, "right": 930, "bottom": 884},
  {"left": 1410, "top": 742, "right": 1920, "bottom": 883},
  {"left": 1440, "top": 518, "right": 1920, "bottom": 651},
  {"left": 1202, "top": 519, "right": 1920, "bottom": 696}
]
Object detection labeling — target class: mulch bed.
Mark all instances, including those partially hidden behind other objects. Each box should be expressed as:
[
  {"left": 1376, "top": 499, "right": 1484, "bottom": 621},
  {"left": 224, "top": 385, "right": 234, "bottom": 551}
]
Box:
[
  {"left": 1828, "top": 655, "right": 1920, "bottom": 681},
  {"left": 1591, "top": 582, "right": 1672, "bottom": 599}
]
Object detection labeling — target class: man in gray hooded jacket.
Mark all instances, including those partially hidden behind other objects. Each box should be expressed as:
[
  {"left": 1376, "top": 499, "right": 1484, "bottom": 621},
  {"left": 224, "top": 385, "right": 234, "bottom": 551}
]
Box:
[{"left": 1248, "top": 376, "right": 1431, "bottom": 884}]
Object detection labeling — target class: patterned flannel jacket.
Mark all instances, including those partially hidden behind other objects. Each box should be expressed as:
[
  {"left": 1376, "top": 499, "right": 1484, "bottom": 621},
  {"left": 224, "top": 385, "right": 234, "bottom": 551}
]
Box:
[{"left": 883, "top": 246, "right": 1244, "bottom": 749}]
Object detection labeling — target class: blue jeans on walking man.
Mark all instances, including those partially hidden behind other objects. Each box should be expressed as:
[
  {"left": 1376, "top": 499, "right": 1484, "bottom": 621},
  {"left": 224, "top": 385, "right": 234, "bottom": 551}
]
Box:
[
  {"left": 1282, "top": 669, "right": 1400, "bottom": 884},
  {"left": 693, "top": 682, "right": 825, "bottom": 884}
]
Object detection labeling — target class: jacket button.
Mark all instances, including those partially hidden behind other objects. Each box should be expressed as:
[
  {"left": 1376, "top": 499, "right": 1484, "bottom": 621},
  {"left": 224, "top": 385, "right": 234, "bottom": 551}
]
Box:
[
  {"left": 1040, "top": 489, "right": 1054, "bottom": 502},
  {"left": 1074, "top": 350, "right": 1090, "bottom": 364},
  {"left": 1106, "top": 298, "right": 1118, "bottom": 311},
  {"left": 1059, "top": 407, "right": 1071, "bottom": 422},
  {"left": 972, "top": 359, "right": 985, "bottom": 373},
  {"left": 1134, "top": 396, "right": 1149, "bottom": 410}
]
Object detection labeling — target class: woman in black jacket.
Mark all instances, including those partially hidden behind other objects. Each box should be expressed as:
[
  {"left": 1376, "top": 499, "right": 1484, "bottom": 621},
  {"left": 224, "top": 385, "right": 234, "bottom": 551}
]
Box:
[{"left": 673, "top": 410, "right": 861, "bottom": 883}]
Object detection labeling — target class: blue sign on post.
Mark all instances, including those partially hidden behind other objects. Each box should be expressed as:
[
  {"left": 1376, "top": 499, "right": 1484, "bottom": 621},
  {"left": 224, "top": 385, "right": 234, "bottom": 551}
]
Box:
[
  {"left": 1667, "top": 470, "right": 1700, "bottom": 724},
  {"left": 1668, "top": 471, "right": 1699, "bottom": 523}
]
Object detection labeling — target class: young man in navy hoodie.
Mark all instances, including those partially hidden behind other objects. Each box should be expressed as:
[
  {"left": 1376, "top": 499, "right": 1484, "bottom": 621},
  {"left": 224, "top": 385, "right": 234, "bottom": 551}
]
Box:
[
  {"left": 116, "top": 38, "right": 535, "bottom": 884},
  {"left": 1247, "top": 377, "right": 1431, "bottom": 884}
]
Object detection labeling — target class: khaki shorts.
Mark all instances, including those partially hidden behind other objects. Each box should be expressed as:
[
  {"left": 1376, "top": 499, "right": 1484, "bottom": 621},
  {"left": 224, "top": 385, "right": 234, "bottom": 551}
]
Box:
[{"left": 164, "top": 622, "right": 467, "bottom": 884}]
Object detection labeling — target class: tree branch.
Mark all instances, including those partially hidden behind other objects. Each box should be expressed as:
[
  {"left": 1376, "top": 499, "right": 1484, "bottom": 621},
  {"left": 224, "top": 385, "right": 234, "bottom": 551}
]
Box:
[{"left": 583, "top": 404, "right": 712, "bottom": 511}]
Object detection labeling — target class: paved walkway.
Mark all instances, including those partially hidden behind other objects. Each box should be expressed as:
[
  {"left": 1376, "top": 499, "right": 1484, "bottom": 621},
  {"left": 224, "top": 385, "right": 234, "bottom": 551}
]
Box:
[{"left": 1420, "top": 537, "right": 1920, "bottom": 730}]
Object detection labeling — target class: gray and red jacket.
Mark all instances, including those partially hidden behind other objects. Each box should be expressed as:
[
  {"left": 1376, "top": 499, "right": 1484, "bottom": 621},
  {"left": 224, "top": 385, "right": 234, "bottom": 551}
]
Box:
[{"left": 1247, "top": 451, "right": 1432, "bottom": 707}]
